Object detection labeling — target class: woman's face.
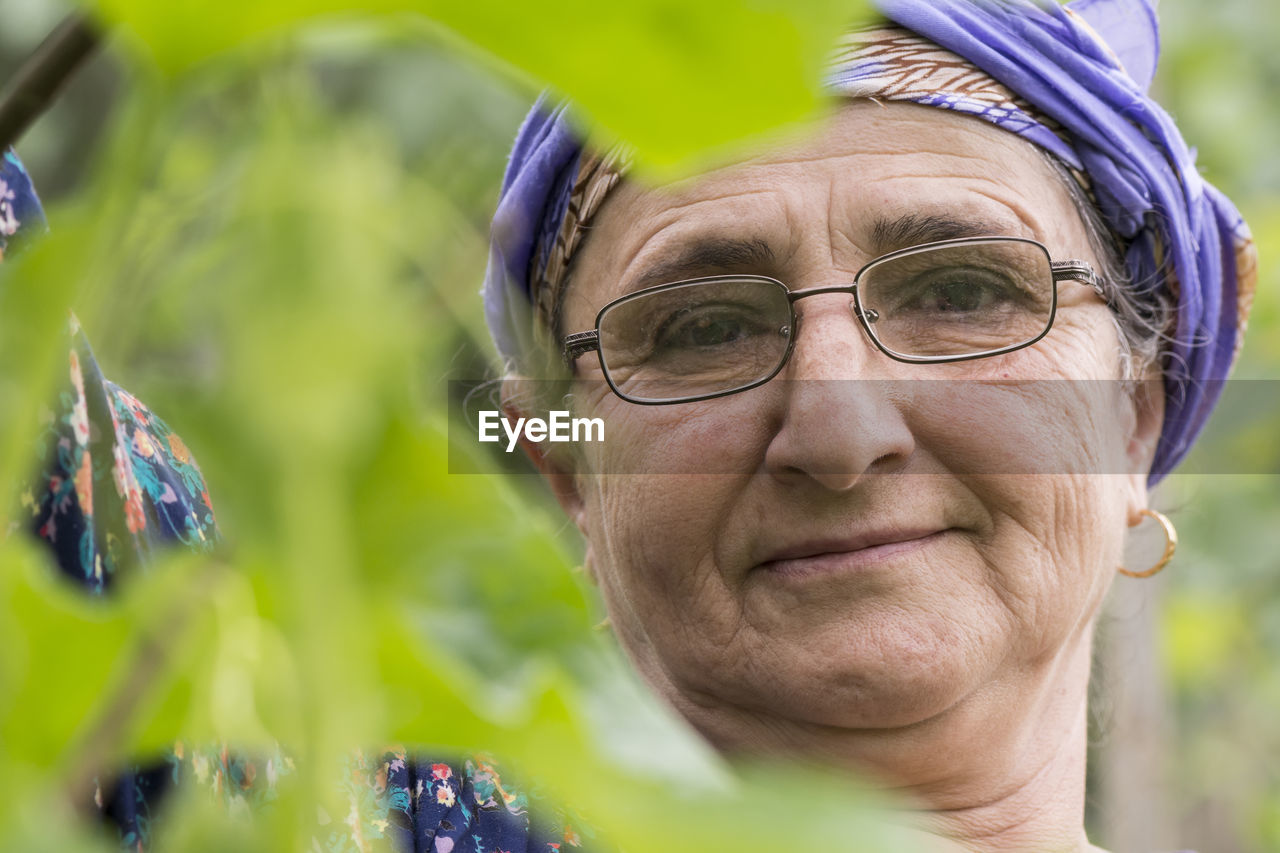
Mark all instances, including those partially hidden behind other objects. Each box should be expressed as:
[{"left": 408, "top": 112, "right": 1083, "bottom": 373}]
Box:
[{"left": 549, "top": 102, "right": 1161, "bottom": 752}]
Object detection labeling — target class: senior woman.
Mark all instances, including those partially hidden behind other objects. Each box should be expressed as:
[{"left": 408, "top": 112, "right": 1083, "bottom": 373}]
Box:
[
  {"left": 4, "top": 0, "right": 1255, "bottom": 849},
  {"left": 483, "top": 0, "right": 1256, "bottom": 850}
]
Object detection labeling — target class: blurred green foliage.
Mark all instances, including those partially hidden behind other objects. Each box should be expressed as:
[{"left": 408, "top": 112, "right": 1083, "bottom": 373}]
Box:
[
  {"left": 1155, "top": 2, "right": 1280, "bottom": 850},
  {"left": 94, "top": 0, "right": 852, "bottom": 173},
  {"left": 0, "top": 1, "right": 937, "bottom": 851}
]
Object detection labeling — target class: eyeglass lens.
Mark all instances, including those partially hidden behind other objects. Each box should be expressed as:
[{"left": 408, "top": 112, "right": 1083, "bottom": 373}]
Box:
[{"left": 858, "top": 238, "right": 1054, "bottom": 358}]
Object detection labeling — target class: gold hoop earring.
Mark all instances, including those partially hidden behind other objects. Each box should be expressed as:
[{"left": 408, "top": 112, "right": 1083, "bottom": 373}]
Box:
[{"left": 1118, "top": 508, "right": 1177, "bottom": 578}]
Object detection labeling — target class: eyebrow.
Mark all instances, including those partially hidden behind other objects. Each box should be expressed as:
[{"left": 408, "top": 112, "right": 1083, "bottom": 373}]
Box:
[
  {"left": 625, "top": 214, "right": 1016, "bottom": 293},
  {"left": 869, "top": 213, "right": 1014, "bottom": 255},
  {"left": 628, "top": 237, "right": 776, "bottom": 292}
]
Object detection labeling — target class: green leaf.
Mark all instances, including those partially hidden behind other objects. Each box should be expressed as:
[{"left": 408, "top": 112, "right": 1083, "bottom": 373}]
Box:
[{"left": 86, "top": 0, "right": 867, "bottom": 170}]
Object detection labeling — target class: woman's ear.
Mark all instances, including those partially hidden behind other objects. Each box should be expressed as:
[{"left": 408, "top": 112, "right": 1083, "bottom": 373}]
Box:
[
  {"left": 1124, "top": 375, "right": 1165, "bottom": 522},
  {"left": 501, "top": 377, "right": 590, "bottom": 537}
]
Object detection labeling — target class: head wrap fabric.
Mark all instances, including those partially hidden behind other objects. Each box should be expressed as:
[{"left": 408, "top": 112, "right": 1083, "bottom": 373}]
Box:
[
  {"left": 481, "top": 0, "right": 1257, "bottom": 484},
  {"left": 868, "top": 0, "right": 1256, "bottom": 482},
  {"left": 1, "top": 148, "right": 220, "bottom": 594},
  {"left": 827, "top": 26, "right": 1081, "bottom": 171},
  {"left": 0, "top": 149, "right": 47, "bottom": 258},
  {"left": 485, "top": 95, "right": 583, "bottom": 367},
  {"left": 529, "top": 149, "right": 627, "bottom": 347}
]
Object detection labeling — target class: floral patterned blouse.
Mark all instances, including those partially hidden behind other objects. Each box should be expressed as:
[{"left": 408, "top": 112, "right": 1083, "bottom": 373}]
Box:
[{"left": 4, "top": 151, "right": 587, "bottom": 853}]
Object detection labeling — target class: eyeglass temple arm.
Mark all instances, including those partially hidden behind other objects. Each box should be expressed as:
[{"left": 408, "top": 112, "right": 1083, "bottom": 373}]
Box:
[
  {"left": 1050, "top": 259, "right": 1106, "bottom": 299},
  {"left": 564, "top": 330, "right": 599, "bottom": 362}
]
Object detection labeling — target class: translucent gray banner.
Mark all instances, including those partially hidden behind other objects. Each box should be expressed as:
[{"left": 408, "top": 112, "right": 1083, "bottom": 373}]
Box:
[{"left": 447, "top": 379, "right": 1280, "bottom": 475}]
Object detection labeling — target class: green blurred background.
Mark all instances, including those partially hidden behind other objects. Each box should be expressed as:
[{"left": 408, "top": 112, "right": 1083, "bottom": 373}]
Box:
[{"left": 1, "top": 0, "right": 1277, "bottom": 850}]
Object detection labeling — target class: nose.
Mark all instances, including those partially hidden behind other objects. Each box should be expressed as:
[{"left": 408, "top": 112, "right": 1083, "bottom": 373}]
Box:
[{"left": 764, "top": 295, "right": 916, "bottom": 491}]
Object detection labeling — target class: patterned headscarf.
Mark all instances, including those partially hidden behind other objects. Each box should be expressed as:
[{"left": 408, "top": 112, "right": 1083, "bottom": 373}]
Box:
[
  {"left": 1, "top": 149, "right": 220, "bottom": 595},
  {"left": 0, "top": 150, "right": 47, "bottom": 258},
  {"left": 485, "top": 0, "right": 1256, "bottom": 483}
]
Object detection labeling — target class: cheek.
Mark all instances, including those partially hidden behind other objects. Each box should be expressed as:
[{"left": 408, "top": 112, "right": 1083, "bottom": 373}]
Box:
[
  {"left": 899, "top": 353, "right": 1133, "bottom": 648},
  {"left": 965, "top": 474, "right": 1125, "bottom": 661},
  {"left": 906, "top": 375, "right": 1135, "bottom": 477},
  {"left": 911, "top": 306, "right": 1136, "bottom": 478},
  {"left": 909, "top": 383, "right": 1132, "bottom": 653},
  {"left": 573, "top": 388, "right": 776, "bottom": 475},
  {"left": 584, "top": 472, "right": 751, "bottom": 678},
  {"left": 577, "top": 399, "right": 776, "bottom": 651}
]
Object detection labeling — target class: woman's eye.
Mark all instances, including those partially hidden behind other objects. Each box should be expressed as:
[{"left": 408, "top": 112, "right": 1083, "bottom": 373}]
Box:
[
  {"left": 653, "top": 305, "right": 766, "bottom": 352},
  {"left": 927, "top": 279, "right": 998, "bottom": 312},
  {"left": 897, "top": 270, "right": 1024, "bottom": 316}
]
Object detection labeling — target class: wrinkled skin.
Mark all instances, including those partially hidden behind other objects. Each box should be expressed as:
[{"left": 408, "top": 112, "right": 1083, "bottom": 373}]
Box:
[{"left": 520, "top": 101, "right": 1163, "bottom": 852}]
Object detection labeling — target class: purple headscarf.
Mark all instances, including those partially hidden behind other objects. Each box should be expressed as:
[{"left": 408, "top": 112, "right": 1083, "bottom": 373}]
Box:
[{"left": 482, "top": 0, "right": 1257, "bottom": 483}]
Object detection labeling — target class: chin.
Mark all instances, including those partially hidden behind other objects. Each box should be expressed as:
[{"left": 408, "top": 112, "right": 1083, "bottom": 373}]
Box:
[
  {"left": 686, "top": 622, "right": 995, "bottom": 736},
  {"left": 786, "top": 657, "right": 983, "bottom": 731}
]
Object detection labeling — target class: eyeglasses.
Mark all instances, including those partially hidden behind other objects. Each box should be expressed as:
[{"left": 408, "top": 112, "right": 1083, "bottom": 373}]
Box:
[{"left": 562, "top": 236, "right": 1105, "bottom": 404}]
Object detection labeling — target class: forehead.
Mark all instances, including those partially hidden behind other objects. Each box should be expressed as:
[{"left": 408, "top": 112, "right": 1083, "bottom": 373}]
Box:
[{"left": 566, "top": 100, "right": 1088, "bottom": 316}]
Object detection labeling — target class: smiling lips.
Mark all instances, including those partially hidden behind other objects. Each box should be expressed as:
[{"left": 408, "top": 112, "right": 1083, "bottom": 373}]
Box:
[{"left": 757, "top": 528, "right": 951, "bottom": 578}]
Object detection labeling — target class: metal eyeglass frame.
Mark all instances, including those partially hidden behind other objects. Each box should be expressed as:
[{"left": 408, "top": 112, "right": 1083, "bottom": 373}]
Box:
[{"left": 561, "top": 235, "right": 1106, "bottom": 405}]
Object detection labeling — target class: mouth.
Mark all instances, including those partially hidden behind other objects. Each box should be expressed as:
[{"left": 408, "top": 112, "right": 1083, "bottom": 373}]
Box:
[{"left": 755, "top": 528, "right": 953, "bottom": 579}]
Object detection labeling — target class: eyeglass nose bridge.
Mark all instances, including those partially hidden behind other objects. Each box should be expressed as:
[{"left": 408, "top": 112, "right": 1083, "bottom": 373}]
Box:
[{"left": 782, "top": 281, "right": 883, "bottom": 349}]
